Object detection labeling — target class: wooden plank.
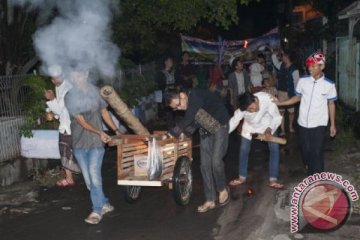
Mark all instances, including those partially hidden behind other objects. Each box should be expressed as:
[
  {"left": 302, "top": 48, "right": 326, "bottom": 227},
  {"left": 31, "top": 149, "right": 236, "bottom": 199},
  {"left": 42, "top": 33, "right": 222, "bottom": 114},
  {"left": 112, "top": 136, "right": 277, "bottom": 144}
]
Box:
[
  {"left": 122, "top": 161, "right": 135, "bottom": 169},
  {"left": 162, "top": 166, "right": 174, "bottom": 175},
  {"left": 122, "top": 149, "right": 148, "bottom": 157},
  {"left": 161, "top": 172, "right": 173, "bottom": 181},
  {"left": 123, "top": 145, "right": 147, "bottom": 153},
  {"left": 117, "top": 179, "right": 162, "bottom": 187},
  {"left": 117, "top": 144, "right": 123, "bottom": 178},
  {"left": 110, "top": 134, "right": 168, "bottom": 146},
  {"left": 121, "top": 156, "right": 134, "bottom": 163}
]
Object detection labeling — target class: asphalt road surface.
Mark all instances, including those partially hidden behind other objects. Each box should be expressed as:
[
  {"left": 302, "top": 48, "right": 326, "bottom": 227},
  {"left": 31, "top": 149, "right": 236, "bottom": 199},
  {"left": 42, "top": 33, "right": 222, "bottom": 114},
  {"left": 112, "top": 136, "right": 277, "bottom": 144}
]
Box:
[{"left": 1, "top": 133, "right": 359, "bottom": 240}]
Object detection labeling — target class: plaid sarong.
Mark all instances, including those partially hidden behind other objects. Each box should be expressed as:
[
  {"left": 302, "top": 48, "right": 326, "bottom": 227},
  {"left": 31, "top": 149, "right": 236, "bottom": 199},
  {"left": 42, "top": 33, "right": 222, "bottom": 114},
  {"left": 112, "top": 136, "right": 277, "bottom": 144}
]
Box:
[{"left": 59, "top": 133, "right": 81, "bottom": 173}]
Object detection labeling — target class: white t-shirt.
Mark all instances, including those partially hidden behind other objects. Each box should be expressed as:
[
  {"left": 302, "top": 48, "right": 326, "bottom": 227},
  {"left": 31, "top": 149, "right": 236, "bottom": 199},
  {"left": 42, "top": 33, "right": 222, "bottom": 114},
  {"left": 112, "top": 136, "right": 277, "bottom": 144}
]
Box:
[
  {"left": 229, "top": 92, "right": 282, "bottom": 140},
  {"left": 295, "top": 75, "right": 337, "bottom": 128},
  {"left": 249, "top": 62, "right": 264, "bottom": 87}
]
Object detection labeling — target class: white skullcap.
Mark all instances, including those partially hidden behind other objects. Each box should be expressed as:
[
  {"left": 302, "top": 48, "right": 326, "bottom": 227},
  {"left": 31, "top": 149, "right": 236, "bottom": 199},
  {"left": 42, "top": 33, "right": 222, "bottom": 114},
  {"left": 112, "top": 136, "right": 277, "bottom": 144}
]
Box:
[{"left": 48, "top": 65, "right": 63, "bottom": 78}]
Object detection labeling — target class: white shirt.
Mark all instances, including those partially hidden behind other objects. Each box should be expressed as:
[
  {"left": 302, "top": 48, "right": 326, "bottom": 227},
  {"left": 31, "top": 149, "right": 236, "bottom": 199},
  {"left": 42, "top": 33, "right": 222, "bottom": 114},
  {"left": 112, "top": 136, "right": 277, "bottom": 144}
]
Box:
[
  {"left": 235, "top": 71, "right": 245, "bottom": 95},
  {"left": 229, "top": 92, "right": 282, "bottom": 140},
  {"left": 46, "top": 80, "right": 72, "bottom": 134},
  {"left": 249, "top": 62, "right": 264, "bottom": 87},
  {"left": 296, "top": 75, "right": 337, "bottom": 128}
]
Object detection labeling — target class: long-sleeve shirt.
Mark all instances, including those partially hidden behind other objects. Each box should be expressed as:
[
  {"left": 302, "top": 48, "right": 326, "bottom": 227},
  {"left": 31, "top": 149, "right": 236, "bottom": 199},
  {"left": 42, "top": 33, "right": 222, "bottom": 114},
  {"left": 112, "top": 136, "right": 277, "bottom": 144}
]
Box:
[
  {"left": 229, "top": 92, "right": 282, "bottom": 140},
  {"left": 169, "top": 89, "right": 230, "bottom": 138},
  {"left": 46, "top": 80, "right": 72, "bottom": 134}
]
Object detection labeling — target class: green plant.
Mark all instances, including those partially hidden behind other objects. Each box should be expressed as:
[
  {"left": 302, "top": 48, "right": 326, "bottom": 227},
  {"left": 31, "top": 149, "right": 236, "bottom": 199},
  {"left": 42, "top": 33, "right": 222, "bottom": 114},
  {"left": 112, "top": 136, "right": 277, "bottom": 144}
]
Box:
[
  {"left": 18, "top": 74, "right": 59, "bottom": 137},
  {"left": 119, "top": 74, "right": 156, "bottom": 108},
  {"left": 28, "top": 165, "right": 64, "bottom": 187}
]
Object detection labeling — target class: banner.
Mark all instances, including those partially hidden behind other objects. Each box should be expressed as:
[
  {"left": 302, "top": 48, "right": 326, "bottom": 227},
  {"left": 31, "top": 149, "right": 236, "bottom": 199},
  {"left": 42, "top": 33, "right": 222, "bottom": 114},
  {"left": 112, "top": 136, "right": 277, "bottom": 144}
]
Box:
[{"left": 181, "top": 28, "right": 280, "bottom": 64}]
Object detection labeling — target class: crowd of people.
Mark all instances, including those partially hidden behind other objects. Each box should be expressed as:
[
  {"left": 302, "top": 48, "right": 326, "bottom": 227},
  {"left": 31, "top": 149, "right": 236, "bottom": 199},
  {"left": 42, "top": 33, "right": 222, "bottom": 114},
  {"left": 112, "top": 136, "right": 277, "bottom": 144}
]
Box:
[
  {"left": 44, "top": 48, "right": 337, "bottom": 224},
  {"left": 160, "top": 49, "right": 337, "bottom": 213}
]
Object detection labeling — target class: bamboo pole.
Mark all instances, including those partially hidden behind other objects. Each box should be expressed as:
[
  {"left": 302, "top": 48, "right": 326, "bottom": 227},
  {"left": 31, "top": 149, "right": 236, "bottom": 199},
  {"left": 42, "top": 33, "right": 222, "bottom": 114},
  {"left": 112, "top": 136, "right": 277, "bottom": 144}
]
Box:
[{"left": 100, "top": 85, "right": 150, "bottom": 135}]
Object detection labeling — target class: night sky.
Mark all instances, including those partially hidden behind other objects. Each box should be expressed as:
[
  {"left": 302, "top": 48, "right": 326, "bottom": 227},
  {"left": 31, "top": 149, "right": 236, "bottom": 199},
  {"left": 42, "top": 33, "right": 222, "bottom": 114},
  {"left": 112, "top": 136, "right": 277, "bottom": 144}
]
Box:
[{"left": 216, "top": 0, "right": 282, "bottom": 40}]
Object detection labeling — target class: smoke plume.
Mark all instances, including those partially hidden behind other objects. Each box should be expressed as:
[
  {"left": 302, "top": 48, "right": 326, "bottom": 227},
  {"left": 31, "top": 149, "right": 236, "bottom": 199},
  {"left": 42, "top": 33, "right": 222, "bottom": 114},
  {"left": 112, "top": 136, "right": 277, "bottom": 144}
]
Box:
[{"left": 11, "top": 0, "right": 120, "bottom": 81}]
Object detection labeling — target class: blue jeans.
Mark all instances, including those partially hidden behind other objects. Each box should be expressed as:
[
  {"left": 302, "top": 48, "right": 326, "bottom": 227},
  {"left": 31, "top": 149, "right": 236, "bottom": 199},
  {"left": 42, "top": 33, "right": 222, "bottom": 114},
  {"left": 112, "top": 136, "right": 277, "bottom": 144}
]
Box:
[
  {"left": 73, "top": 147, "right": 108, "bottom": 214},
  {"left": 238, "top": 136, "right": 280, "bottom": 181}
]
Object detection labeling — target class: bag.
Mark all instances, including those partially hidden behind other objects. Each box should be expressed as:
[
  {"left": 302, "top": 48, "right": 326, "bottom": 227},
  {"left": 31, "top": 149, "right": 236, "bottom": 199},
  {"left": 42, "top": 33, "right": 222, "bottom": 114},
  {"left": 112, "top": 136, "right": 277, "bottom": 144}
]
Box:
[{"left": 147, "top": 138, "right": 163, "bottom": 180}]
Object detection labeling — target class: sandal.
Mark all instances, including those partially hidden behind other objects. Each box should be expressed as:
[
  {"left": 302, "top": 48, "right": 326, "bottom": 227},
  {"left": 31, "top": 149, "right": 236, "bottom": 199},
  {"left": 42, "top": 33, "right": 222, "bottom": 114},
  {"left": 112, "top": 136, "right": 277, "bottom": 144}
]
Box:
[
  {"left": 56, "top": 179, "right": 75, "bottom": 187},
  {"left": 197, "top": 201, "right": 215, "bottom": 213},
  {"left": 84, "top": 212, "right": 102, "bottom": 224},
  {"left": 229, "top": 178, "right": 245, "bottom": 186},
  {"left": 219, "top": 187, "right": 230, "bottom": 206},
  {"left": 268, "top": 181, "right": 284, "bottom": 189}
]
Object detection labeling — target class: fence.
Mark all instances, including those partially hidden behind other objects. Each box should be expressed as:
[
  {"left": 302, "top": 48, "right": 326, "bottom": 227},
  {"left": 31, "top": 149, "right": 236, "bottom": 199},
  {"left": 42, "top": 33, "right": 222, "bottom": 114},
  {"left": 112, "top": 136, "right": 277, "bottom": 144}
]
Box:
[
  {"left": 0, "top": 75, "right": 28, "bottom": 163},
  {"left": 0, "top": 75, "right": 27, "bottom": 118}
]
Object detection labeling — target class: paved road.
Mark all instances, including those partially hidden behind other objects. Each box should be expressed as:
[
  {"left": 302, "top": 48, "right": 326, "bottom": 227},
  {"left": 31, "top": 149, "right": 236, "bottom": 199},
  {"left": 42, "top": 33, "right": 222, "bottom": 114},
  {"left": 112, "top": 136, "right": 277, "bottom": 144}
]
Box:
[{"left": 1, "top": 133, "right": 359, "bottom": 240}]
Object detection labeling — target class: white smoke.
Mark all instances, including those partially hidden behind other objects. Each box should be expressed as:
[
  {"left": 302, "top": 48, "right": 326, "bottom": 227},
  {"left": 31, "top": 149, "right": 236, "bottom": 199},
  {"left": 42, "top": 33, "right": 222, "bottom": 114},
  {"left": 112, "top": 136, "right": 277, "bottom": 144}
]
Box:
[{"left": 11, "top": 0, "right": 120, "bottom": 81}]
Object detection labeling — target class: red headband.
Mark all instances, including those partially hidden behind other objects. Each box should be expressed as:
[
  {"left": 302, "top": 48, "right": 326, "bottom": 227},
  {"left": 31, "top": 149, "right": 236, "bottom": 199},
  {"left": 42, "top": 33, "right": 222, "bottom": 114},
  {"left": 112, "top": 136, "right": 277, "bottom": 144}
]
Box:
[{"left": 305, "top": 51, "right": 325, "bottom": 67}]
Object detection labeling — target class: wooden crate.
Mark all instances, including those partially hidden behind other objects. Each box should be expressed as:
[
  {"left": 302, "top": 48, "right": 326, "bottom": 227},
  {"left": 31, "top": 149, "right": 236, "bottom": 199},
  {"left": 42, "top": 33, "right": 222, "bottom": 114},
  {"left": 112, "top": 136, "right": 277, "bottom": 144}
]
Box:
[{"left": 109, "top": 131, "right": 192, "bottom": 186}]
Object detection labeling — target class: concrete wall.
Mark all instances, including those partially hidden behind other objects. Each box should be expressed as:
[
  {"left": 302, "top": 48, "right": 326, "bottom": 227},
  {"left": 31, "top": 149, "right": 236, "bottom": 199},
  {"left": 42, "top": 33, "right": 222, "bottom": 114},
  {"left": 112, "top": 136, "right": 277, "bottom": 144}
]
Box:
[{"left": 0, "top": 117, "right": 44, "bottom": 186}]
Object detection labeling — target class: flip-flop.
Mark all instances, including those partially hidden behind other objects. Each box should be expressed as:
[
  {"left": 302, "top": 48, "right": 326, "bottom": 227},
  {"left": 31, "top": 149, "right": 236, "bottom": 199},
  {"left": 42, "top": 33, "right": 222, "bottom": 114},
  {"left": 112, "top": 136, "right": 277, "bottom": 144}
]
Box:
[
  {"left": 229, "top": 178, "right": 245, "bottom": 186},
  {"left": 197, "top": 202, "right": 216, "bottom": 213},
  {"left": 268, "top": 181, "right": 284, "bottom": 189},
  {"left": 84, "top": 212, "right": 102, "bottom": 224},
  {"left": 219, "top": 187, "right": 230, "bottom": 206},
  {"left": 56, "top": 179, "right": 74, "bottom": 187}
]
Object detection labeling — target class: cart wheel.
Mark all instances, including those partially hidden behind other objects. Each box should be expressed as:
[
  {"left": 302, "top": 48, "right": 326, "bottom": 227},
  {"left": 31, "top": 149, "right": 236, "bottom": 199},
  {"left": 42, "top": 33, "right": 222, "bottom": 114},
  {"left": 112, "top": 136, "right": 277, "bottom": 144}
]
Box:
[
  {"left": 124, "top": 186, "right": 141, "bottom": 203},
  {"left": 173, "top": 156, "right": 192, "bottom": 206}
]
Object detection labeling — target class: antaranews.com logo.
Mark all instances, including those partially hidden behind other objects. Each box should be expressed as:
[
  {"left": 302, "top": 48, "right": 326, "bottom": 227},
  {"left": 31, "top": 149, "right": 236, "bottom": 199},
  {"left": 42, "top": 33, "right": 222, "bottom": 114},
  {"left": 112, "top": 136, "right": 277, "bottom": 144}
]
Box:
[{"left": 290, "top": 172, "right": 359, "bottom": 233}]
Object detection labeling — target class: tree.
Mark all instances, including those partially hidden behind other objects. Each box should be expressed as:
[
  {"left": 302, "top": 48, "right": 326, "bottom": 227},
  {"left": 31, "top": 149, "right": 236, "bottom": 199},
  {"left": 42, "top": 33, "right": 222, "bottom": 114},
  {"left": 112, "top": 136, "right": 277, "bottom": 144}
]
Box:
[
  {"left": 0, "top": 1, "right": 40, "bottom": 75},
  {"left": 113, "top": 0, "right": 258, "bottom": 63}
]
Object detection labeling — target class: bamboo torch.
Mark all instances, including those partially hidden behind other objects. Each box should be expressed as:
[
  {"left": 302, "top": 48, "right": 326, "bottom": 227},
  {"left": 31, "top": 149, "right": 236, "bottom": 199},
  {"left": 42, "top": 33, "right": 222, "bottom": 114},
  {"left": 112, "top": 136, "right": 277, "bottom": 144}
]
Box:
[
  {"left": 252, "top": 133, "right": 287, "bottom": 145},
  {"left": 100, "top": 85, "right": 150, "bottom": 135}
]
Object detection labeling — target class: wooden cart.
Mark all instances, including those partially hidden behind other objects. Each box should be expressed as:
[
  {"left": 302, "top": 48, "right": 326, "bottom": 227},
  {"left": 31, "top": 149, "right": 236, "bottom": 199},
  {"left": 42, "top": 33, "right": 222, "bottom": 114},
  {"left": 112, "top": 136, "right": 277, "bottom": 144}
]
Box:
[{"left": 109, "top": 131, "right": 193, "bottom": 206}]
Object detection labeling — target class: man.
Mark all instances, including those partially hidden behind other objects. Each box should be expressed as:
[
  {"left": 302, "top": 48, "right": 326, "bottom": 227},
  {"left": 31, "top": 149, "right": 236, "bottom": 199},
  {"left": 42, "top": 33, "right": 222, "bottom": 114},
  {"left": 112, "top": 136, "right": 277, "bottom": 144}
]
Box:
[
  {"left": 65, "top": 70, "right": 122, "bottom": 224},
  {"left": 44, "top": 65, "right": 80, "bottom": 187},
  {"left": 156, "top": 55, "right": 178, "bottom": 93},
  {"left": 276, "top": 51, "right": 337, "bottom": 175},
  {"left": 249, "top": 53, "right": 265, "bottom": 89},
  {"left": 271, "top": 49, "right": 300, "bottom": 136},
  {"left": 165, "top": 89, "right": 230, "bottom": 213},
  {"left": 176, "top": 51, "right": 195, "bottom": 89},
  {"left": 156, "top": 56, "right": 179, "bottom": 125},
  {"left": 228, "top": 58, "right": 251, "bottom": 109},
  {"left": 228, "top": 92, "right": 283, "bottom": 189}
]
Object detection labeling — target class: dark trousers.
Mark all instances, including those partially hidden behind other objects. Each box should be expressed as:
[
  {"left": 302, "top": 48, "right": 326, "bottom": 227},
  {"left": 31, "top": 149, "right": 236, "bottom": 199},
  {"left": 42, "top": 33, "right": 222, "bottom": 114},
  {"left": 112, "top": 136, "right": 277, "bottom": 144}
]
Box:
[
  {"left": 298, "top": 125, "right": 326, "bottom": 175},
  {"left": 199, "top": 125, "right": 229, "bottom": 201}
]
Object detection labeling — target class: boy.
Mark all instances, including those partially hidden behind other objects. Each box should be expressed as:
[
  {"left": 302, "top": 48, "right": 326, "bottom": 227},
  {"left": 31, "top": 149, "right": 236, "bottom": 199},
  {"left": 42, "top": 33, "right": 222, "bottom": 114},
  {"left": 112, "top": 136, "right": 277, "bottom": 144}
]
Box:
[{"left": 228, "top": 92, "right": 283, "bottom": 189}]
